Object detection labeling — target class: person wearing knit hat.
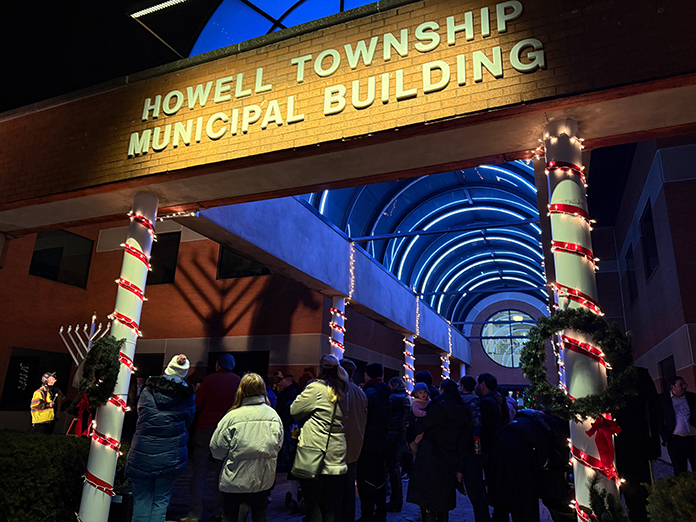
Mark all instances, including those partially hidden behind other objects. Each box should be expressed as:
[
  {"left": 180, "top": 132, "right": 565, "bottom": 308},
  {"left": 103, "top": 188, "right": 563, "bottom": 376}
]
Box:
[
  {"left": 125, "top": 353, "right": 195, "bottom": 522},
  {"left": 165, "top": 354, "right": 190, "bottom": 378},
  {"left": 409, "top": 382, "right": 430, "bottom": 456}
]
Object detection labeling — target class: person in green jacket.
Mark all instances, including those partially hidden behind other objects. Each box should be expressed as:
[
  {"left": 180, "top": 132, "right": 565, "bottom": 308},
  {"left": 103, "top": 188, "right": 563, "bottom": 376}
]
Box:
[{"left": 290, "top": 354, "right": 349, "bottom": 522}]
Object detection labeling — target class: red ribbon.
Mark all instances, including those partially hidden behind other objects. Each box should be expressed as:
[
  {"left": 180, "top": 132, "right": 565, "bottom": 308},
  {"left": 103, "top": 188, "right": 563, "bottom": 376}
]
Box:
[
  {"left": 548, "top": 203, "right": 589, "bottom": 220},
  {"left": 585, "top": 415, "right": 622, "bottom": 481},
  {"left": 84, "top": 469, "right": 114, "bottom": 497},
  {"left": 74, "top": 392, "right": 92, "bottom": 438}
]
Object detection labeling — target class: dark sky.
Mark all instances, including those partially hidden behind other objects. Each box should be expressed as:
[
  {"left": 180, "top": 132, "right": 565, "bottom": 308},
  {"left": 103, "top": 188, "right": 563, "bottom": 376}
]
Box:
[{"left": 0, "top": 0, "right": 218, "bottom": 113}]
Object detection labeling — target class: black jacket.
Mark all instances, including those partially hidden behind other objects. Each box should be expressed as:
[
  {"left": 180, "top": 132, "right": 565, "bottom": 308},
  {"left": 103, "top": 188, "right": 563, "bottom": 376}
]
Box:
[
  {"left": 614, "top": 367, "right": 662, "bottom": 462},
  {"left": 406, "top": 393, "right": 472, "bottom": 512},
  {"left": 489, "top": 409, "right": 572, "bottom": 514},
  {"left": 658, "top": 390, "right": 696, "bottom": 444},
  {"left": 388, "top": 386, "right": 411, "bottom": 434},
  {"left": 362, "top": 378, "right": 392, "bottom": 452},
  {"left": 479, "top": 390, "right": 508, "bottom": 455}
]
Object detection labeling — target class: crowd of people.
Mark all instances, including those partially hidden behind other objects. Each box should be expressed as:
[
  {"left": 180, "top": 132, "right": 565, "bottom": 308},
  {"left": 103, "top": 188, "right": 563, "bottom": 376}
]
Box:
[{"left": 29, "top": 355, "right": 696, "bottom": 522}]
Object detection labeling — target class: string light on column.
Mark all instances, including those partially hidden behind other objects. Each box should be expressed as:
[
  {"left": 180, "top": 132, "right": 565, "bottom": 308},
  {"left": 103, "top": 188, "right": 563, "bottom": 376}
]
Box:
[
  {"left": 128, "top": 210, "right": 157, "bottom": 240},
  {"left": 347, "top": 244, "right": 356, "bottom": 304},
  {"left": 415, "top": 296, "right": 421, "bottom": 339},
  {"left": 403, "top": 337, "right": 416, "bottom": 387}
]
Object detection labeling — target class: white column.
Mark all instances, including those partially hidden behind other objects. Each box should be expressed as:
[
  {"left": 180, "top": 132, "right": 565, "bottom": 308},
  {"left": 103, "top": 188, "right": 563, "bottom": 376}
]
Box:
[
  {"left": 329, "top": 296, "right": 346, "bottom": 359},
  {"left": 78, "top": 192, "right": 158, "bottom": 522},
  {"left": 440, "top": 325, "right": 453, "bottom": 381},
  {"left": 544, "top": 119, "right": 619, "bottom": 520},
  {"left": 403, "top": 334, "right": 415, "bottom": 393}
]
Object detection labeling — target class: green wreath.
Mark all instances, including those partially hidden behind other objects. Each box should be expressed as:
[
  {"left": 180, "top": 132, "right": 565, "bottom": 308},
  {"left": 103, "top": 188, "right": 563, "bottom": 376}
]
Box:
[
  {"left": 520, "top": 308, "right": 637, "bottom": 421},
  {"left": 79, "top": 335, "right": 125, "bottom": 407}
]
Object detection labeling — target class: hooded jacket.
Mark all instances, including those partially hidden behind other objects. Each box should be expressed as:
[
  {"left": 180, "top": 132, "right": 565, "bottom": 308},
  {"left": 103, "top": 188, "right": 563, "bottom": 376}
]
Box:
[
  {"left": 210, "top": 395, "right": 284, "bottom": 493},
  {"left": 290, "top": 380, "right": 348, "bottom": 475},
  {"left": 125, "top": 375, "right": 195, "bottom": 479}
]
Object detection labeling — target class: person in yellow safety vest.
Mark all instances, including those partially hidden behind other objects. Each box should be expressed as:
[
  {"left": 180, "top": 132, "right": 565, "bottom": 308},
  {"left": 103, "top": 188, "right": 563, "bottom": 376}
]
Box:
[{"left": 31, "top": 372, "right": 59, "bottom": 434}]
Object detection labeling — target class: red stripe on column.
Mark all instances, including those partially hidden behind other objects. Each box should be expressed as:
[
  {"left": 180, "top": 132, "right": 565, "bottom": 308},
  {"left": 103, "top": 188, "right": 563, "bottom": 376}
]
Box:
[
  {"left": 571, "top": 444, "right": 619, "bottom": 483},
  {"left": 118, "top": 352, "right": 134, "bottom": 371},
  {"left": 552, "top": 282, "right": 602, "bottom": 315},
  {"left": 548, "top": 203, "right": 589, "bottom": 220},
  {"left": 84, "top": 470, "right": 114, "bottom": 497},
  {"left": 116, "top": 277, "right": 145, "bottom": 301},
  {"left": 560, "top": 335, "right": 607, "bottom": 367},
  {"left": 123, "top": 243, "right": 151, "bottom": 269},
  {"left": 129, "top": 213, "right": 156, "bottom": 234},
  {"left": 110, "top": 311, "right": 142, "bottom": 337},
  {"left": 551, "top": 240, "right": 596, "bottom": 263}
]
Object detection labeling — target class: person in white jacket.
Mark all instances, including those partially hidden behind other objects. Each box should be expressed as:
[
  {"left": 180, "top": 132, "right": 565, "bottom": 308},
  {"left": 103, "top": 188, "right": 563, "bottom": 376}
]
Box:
[{"left": 210, "top": 372, "right": 283, "bottom": 522}]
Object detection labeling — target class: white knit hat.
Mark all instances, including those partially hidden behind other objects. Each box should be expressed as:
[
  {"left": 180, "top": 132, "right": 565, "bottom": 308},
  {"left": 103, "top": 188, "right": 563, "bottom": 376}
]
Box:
[{"left": 164, "top": 354, "right": 190, "bottom": 378}]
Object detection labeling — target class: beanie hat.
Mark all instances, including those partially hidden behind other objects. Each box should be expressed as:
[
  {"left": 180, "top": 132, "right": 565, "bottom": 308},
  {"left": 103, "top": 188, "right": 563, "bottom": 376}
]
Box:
[
  {"left": 217, "top": 353, "right": 236, "bottom": 371},
  {"left": 413, "top": 382, "right": 428, "bottom": 396},
  {"left": 165, "top": 354, "right": 190, "bottom": 378},
  {"left": 414, "top": 370, "right": 433, "bottom": 386},
  {"left": 365, "top": 362, "right": 383, "bottom": 379}
]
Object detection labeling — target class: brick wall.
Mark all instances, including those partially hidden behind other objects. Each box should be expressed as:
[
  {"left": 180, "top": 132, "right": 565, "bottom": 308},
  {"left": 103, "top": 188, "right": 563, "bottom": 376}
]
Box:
[{"left": 1, "top": 0, "right": 695, "bottom": 209}]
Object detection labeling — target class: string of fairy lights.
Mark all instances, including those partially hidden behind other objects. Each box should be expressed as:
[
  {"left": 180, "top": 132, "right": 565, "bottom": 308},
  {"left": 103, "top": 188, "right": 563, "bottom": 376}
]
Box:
[
  {"left": 540, "top": 126, "right": 623, "bottom": 516},
  {"left": 80, "top": 209, "right": 153, "bottom": 507}
]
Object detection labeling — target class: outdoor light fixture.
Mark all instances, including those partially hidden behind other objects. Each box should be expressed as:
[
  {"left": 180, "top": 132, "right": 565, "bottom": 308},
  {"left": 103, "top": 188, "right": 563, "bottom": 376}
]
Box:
[
  {"left": 130, "top": 0, "right": 187, "bottom": 19},
  {"left": 512, "top": 315, "right": 524, "bottom": 321}
]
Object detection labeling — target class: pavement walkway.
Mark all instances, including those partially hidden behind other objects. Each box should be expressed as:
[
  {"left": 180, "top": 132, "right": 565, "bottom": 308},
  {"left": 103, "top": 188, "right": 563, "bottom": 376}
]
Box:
[{"left": 165, "top": 468, "right": 557, "bottom": 522}]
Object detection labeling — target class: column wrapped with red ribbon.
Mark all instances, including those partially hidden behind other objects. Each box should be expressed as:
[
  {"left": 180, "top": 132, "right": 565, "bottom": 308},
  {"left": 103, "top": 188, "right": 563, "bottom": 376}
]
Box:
[{"left": 585, "top": 415, "right": 622, "bottom": 481}]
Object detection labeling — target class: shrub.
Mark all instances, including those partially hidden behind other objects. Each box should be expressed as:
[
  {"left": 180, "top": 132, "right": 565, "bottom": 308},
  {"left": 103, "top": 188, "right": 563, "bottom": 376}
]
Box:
[
  {"left": 0, "top": 429, "right": 90, "bottom": 522},
  {"left": 647, "top": 472, "right": 696, "bottom": 522}
]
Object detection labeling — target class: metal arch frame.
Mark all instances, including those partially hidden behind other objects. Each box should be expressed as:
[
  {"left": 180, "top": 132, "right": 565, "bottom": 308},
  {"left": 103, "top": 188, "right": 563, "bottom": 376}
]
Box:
[
  {"left": 393, "top": 206, "right": 532, "bottom": 280},
  {"left": 447, "top": 275, "right": 548, "bottom": 323},
  {"left": 414, "top": 235, "right": 543, "bottom": 298},
  {"left": 411, "top": 227, "right": 543, "bottom": 293}
]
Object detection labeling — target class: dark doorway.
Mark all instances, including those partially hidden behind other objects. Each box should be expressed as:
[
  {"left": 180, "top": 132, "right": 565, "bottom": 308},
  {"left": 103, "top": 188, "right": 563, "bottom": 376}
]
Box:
[{"left": 206, "top": 351, "right": 270, "bottom": 377}]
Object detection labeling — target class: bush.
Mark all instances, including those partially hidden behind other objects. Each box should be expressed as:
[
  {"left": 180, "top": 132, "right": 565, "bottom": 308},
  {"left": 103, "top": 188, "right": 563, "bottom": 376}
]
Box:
[
  {"left": 647, "top": 472, "right": 696, "bottom": 521},
  {"left": 0, "top": 429, "right": 90, "bottom": 522}
]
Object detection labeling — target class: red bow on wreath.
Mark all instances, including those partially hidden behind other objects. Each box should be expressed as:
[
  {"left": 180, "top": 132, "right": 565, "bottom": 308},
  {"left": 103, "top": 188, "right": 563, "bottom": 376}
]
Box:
[
  {"left": 585, "top": 414, "right": 622, "bottom": 481},
  {"left": 75, "top": 392, "right": 93, "bottom": 438}
]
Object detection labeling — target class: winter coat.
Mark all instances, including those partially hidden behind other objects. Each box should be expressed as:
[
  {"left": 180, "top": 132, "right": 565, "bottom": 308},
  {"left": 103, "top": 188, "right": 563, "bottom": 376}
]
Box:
[
  {"left": 125, "top": 375, "right": 195, "bottom": 479},
  {"left": 388, "top": 386, "right": 411, "bottom": 434},
  {"left": 210, "top": 395, "right": 284, "bottom": 493},
  {"left": 362, "top": 378, "right": 391, "bottom": 453},
  {"left": 344, "top": 381, "right": 368, "bottom": 464},
  {"left": 406, "top": 393, "right": 472, "bottom": 512},
  {"left": 461, "top": 393, "right": 481, "bottom": 438},
  {"left": 290, "top": 380, "right": 348, "bottom": 475},
  {"left": 488, "top": 409, "right": 572, "bottom": 515},
  {"left": 479, "top": 390, "right": 508, "bottom": 455},
  {"left": 275, "top": 381, "right": 299, "bottom": 429},
  {"left": 194, "top": 369, "right": 241, "bottom": 430}
]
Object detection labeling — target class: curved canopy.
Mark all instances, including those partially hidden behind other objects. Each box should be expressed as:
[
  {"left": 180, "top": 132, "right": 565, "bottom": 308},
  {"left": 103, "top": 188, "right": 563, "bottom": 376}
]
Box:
[
  {"left": 300, "top": 161, "right": 548, "bottom": 328},
  {"left": 190, "top": 0, "right": 374, "bottom": 56}
]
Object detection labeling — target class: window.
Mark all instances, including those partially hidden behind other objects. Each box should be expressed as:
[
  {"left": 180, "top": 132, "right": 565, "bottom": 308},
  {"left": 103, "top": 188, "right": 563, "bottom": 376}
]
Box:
[
  {"left": 623, "top": 246, "right": 638, "bottom": 304},
  {"left": 147, "top": 232, "right": 181, "bottom": 285},
  {"left": 658, "top": 355, "right": 676, "bottom": 394},
  {"left": 640, "top": 202, "right": 659, "bottom": 279},
  {"left": 481, "top": 310, "right": 535, "bottom": 368},
  {"left": 217, "top": 245, "right": 272, "bottom": 279},
  {"left": 29, "top": 230, "right": 93, "bottom": 288}
]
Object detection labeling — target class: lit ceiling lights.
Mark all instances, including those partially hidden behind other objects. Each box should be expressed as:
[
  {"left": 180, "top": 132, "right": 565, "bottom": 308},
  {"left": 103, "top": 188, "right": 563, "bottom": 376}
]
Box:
[{"left": 130, "top": 0, "right": 187, "bottom": 19}]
